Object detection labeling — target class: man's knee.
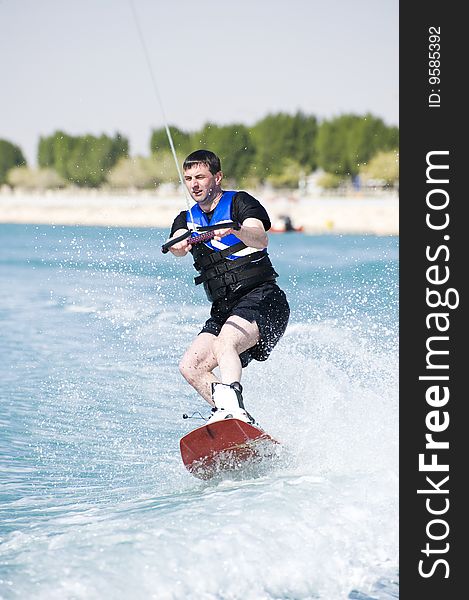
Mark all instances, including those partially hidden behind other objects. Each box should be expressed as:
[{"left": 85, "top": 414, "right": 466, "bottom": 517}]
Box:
[
  {"left": 178, "top": 355, "right": 194, "bottom": 382},
  {"left": 179, "top": 351, "right": 212, "bottom": 383}
]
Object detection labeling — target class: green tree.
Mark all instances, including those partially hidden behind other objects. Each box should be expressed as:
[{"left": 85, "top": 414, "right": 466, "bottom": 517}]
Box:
[
  {"left": 360, "top": 149, "right": 399, "bottom": 187},
  {"left": 38, "top": 136, "right": 55, "bottom": 168},
  {"left": 7, "top": 166, "right": 65, "bottom": 190},
  {"left": 38, "top": 131, "right": 129, "bottom": 186},
  {"left": 150, "top": 126, "right": 192, "bottom": 159},
  {"left": 152, "top": 150, "right": 181, "bottom": 184},
  {"left": 0, "top": 139, "right": 26, "bottom": 184},
  {"left": 109, "top": 133, "right": 129, "bottom": 166},
  {"left": 316, "top": 172, "right": 344, "bottom": 190},
  {"left": 316, "top": 115, "right": 357, "bottom": 176},
  {"left": 194, "top": 123, "right": 255, "bottom": 184},
  {"left": 316, "top": 114, "right": 399, "bottom": 177},
  {"left": 349, "top": 114, "right": 399, "bottom": 172},
  {"left": 251, "top": 112, "right": 318, "bottom": 180},
  {"left": 294, "top": 112, "right": 318, "bottom": 170},
  {"left": 266, "top": 158, "right": 305, "bottom": 189},
  {"left": 52, "top": 131, "right": 77, "bottom": 179},
  {"left": 106, "top": 156, "right": 162, "bottom": 189},
  {"left": 66, "top": 134, "right": 128, "bottom": 187}
]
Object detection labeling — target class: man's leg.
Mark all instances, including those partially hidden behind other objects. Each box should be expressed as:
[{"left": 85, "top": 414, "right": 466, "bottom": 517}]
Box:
[
  {"left": 212, "top": 315, "right": 260, "bottom": 384},
  {"left": 178, "top": 333, "right": 219, "bottom": 405}
]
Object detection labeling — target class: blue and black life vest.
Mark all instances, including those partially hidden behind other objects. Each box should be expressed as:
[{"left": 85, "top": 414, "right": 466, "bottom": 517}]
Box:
[{"left": 187, "top": 191, "right": 278, "bottom": 302}]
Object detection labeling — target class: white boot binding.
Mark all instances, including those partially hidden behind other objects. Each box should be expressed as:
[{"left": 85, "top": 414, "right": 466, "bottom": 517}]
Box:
[
  {"left": 230, "top": 382, "right": 258, "bottom": 426},
  {"left": 207, "top": 382, "right": 255, "bottom": 425}
]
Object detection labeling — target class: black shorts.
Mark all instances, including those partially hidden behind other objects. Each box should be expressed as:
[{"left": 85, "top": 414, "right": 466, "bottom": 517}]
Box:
[{"left": 199, "top": 282, "right": 290, "bottom": 368}]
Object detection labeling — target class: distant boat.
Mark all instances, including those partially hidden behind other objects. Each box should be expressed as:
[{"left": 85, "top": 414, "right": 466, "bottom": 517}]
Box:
[
  {"left": 270, "top": 215, "right": 303, "bottom": 233},
  {"left": 270, "top": 225, "right": 304, "bottom": 233}
]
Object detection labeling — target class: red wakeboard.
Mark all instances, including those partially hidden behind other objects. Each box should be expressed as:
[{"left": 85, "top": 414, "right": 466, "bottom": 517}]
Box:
[{"left": 180, "top": 419, "right": 280, "bottom": 480}]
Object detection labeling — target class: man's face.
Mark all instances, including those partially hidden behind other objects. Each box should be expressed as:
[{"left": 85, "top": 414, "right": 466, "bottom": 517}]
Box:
[{"left": 183, "top": 163, "right": 222, "bottom": 205}]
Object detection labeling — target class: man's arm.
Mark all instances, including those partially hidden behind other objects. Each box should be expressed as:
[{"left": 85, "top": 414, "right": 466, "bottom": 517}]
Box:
[{"left": 213, "top": 218, "right": 268, "bottom": 249}]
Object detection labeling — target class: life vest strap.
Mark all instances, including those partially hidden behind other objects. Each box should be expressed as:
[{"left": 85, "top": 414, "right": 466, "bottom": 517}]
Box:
[
  {"left": 206, "top": 264, "right": 278, "bottom": 298},
  {"left": 193, "top": 242, "right": 247, "bottom": 273},
  {"left": 194, "top": 250, "right": 266, "bottom": 286}
]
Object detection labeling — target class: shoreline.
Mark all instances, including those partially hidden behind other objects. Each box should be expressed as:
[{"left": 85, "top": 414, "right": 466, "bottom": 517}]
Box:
[{"left": 0, "top": 190, "right": 399, "bottom": 235}]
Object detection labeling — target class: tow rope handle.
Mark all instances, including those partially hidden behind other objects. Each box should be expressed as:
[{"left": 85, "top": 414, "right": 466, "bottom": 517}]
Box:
[{"left": 161, "top": 222, "right": 240, "bottom": 254}]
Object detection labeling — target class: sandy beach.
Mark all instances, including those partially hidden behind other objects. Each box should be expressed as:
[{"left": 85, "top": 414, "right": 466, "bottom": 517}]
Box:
[{"left": 0, "top": 190, "right": 399, "bottom": 235}]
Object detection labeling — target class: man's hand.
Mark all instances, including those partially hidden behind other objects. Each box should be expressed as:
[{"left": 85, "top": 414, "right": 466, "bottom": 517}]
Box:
[
  {"left": 213, "top": 226, "right": 234, "bottom": 241},
  {"left": 168, "top": 229, "right": 192, "bottom": 256}
]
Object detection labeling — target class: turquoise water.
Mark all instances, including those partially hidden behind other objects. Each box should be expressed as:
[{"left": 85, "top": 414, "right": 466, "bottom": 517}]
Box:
[{"left": 0, "top": 224, "right": 398, "bottom": 599}]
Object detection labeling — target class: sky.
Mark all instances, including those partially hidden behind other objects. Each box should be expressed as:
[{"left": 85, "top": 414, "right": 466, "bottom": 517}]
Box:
[{"left": 1, "top": 0, "right": 398, "bottom": 165}]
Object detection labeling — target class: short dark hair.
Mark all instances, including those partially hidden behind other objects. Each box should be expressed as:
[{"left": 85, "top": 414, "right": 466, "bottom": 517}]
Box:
[{"left": 183, "top": 149, "right": 221, "bottom": 174}]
